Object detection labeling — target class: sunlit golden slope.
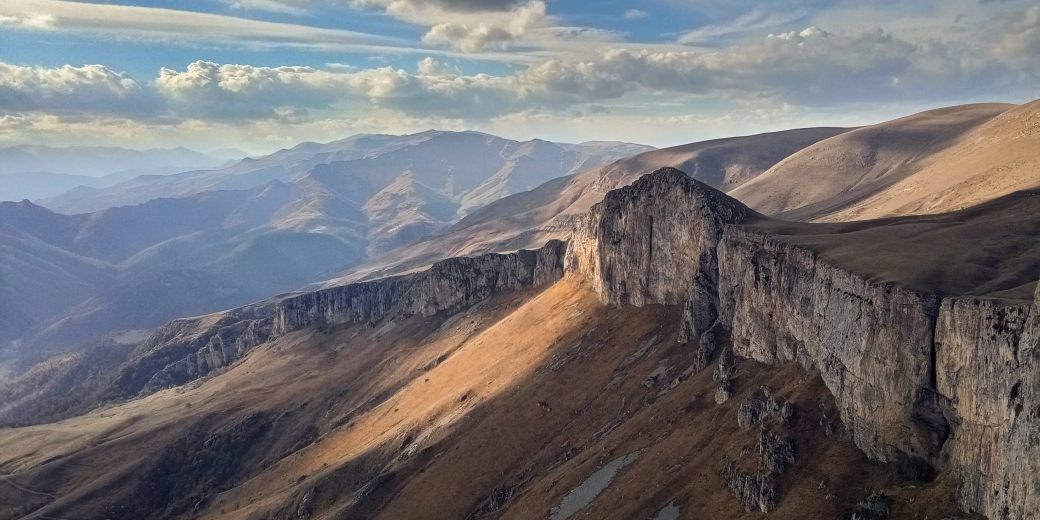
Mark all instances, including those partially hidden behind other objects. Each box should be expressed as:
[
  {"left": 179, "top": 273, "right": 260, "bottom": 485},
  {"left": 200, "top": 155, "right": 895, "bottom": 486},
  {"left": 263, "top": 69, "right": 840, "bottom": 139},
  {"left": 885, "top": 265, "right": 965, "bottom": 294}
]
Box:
[
  {"left": 0, "top": 279, "right": 962, "bottom": 520},
  {"left": 729, "top": 102, "right": 1040, "bottom": 221}
]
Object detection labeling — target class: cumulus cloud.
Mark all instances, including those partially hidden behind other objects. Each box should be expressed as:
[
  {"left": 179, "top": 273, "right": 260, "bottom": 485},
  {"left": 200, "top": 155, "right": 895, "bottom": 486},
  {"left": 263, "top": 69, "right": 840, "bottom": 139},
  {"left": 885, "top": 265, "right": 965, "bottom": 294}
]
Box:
[
  {"left": 2, "top": 2, "right": 1039, "bottom": 136},
  {"left": 0, "top": 61, "right": 157, "bottom": 117},
  {"left": 353, "top": 0, "right": 550, "bottom": 52},
  {"left": 422, "top": 1, "right": 546, "bottom": 52}
]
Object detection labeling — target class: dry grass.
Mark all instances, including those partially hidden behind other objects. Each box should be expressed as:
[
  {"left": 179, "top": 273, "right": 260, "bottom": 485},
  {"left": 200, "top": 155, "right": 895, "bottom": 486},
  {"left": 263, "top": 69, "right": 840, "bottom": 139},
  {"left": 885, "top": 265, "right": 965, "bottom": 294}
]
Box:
[{"left": 0, "top": 279, "right": 965, "bottom": 519}]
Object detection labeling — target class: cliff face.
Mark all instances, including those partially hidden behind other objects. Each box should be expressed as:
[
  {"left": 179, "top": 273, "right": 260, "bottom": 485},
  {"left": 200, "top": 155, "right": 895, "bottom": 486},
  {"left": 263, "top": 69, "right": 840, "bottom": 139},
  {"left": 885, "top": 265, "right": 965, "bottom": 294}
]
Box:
[
  {"left": 717, "top": 228, "right": 945, "bottom": 466},
  {"left": 76, "top": 166, "right": 1038, "bottom": 518},
  {"left": 275, "top": 239, "right": 566, "bottom": 334},
  {"left": 107, "top": 304, "right": 274, "bottom": 399},
  {"left": 934, "top": 294, "right": 1040, "bottom": 518},
  {"left": 565, "top": 167, "right": 755, "bottom": 308},
  {"left": 106, "top": 240, "right": 566, "bottom": 400},
  {"left": 567, "top": 167, "right": 1040, "bottom": 519}
]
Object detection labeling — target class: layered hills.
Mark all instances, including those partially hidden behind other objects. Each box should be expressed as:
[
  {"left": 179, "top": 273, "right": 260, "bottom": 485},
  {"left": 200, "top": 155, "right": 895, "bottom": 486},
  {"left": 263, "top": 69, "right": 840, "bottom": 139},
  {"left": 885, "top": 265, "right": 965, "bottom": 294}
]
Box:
[
  {"left": 0, "top": 132, "right": 648, "bottom": 365},
  {"left": 2, "top": 166, "right": 1038, "bottom": 519},
  {"left": 326, "top": 126, "right": 848, "bottom": 283},
  {"left": 0, "top": 145, "right": 232, "bottom": 201}
]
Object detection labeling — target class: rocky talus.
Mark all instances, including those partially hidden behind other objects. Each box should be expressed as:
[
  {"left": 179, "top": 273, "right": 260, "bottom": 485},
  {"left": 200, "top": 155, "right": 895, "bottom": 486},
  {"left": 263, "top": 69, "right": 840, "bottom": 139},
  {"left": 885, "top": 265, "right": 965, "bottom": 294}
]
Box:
[{"left": 565, "top": 167, "right": 1040, "bottom": 519}]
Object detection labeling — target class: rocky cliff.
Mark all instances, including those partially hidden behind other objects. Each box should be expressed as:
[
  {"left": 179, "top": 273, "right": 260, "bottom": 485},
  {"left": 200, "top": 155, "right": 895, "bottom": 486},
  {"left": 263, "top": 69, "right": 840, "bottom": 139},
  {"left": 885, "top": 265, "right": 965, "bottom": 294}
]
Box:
[
  {"left": 934, "top": 294, "right": 1040, "bottom": 518},
  {"left": 104, "top": 240, "right": 566, "bottom": 400},
  {"left": 274, "top": 239, "right": 566, "bottom": 334},
  {"left": 62, "top": 166, "right": 1038, "bottom": 518},
  {"left": 566, "top": 167, "right": 1040, "bottom": 519}
]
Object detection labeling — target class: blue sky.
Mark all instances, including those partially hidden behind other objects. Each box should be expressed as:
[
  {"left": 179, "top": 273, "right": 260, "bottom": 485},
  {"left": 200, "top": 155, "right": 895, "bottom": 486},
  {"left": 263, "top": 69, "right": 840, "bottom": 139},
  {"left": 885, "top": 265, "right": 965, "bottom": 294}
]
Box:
[{"left": 1, "top": 0, "right": 1038, "bottom": 152}]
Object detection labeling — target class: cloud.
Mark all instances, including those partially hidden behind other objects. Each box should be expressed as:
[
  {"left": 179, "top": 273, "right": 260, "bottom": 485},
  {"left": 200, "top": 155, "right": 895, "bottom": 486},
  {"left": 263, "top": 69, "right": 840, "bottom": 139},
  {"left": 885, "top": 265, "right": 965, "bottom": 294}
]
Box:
[
  {"left": 0, "top": 12, "right": 56, "bottom": 29},
  {"left": 0, "top": 0, "right": 423, "bottom": 55},
  {"left": 0, "top": 61, "right": 157, "bottom": 117},
  {"left": 994, "top": 5, "right": 1040, "bottom": 67},
  {"left": 678, "top": 8, "right": 808, "bottom": 43},
  {"left": 422, "top": 1, "right": 546, "bottom": 52},
  {"left": 221, "top": 0, "right": 310, "bottom": 17},
  {"left": 2, "top": 3, "right": 1038, "bottom": 138},
  {"left": 352, "top": 0, "right": 524, "bottom": 13},
  {"left": 624, "top": 9, "right": 650, "bottom": 21}
]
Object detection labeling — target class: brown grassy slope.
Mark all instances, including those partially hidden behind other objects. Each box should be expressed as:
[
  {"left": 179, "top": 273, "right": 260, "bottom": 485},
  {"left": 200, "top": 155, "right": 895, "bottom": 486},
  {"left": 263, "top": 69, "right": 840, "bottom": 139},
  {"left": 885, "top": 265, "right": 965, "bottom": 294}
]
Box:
[
  {"left": 825, "top": 99, "right": 1040, "bottom": 221},
  {"left": 0, "top": 279, "right": 962, "bottom": 520},
  {"left": 729, "top": 103, "right": 1018, "bottom": 220},
  {"left": 748, "top": 187, "right": 1040, "bottom": 301}
]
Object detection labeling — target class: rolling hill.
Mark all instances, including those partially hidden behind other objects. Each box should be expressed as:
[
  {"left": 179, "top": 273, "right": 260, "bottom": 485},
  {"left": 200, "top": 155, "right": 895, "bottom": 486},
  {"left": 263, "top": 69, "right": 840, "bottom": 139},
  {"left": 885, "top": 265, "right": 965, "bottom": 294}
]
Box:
[{"left": 729, "top": 101, "right": 1040, "bottom": 221}]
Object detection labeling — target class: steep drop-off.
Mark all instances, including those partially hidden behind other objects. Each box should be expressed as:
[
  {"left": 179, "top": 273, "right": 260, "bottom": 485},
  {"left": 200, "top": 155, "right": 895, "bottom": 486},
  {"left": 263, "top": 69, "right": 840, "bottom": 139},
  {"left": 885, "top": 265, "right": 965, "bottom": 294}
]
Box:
[
  {"left": 2, "top": 167, "right": 1038, "bottom": 519},
  {"left": 567, "top": 168, "right": 1040, "bottom": 519}
]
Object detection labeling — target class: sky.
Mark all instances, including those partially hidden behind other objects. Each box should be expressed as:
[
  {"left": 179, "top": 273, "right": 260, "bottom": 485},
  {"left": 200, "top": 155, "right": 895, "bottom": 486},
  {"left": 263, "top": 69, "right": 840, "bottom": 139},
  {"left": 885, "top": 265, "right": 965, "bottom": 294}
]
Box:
[{"left": 1, "top": 0, "right": 1038, "bottom": 153}]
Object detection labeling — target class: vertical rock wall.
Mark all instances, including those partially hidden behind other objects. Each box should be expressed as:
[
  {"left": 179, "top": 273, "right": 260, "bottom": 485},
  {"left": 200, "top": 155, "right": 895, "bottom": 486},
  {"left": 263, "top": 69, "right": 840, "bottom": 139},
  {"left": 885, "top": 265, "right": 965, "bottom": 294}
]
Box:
[
  {"left": 716, "top": 228, "right": 944, "bottom": 464},
  {"left": 274, "top": 239, "right": 567, "bottom": 335},
  {"left": 565, "top": 167, "right": 1040, "bottom": 519},
  {"left": 935, "top": 294, "right": 1040, "bottom": 518},
  {"left": 564, "top": 167, "right": 754, "bottom": 307}
]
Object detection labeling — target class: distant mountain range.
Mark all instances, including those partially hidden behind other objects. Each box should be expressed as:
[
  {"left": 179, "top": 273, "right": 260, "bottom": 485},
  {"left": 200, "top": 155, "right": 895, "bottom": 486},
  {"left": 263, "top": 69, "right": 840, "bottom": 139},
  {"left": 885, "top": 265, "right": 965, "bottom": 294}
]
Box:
[
  {"left": 0, "top": 145, "right": 238, "bottom": 201},
  {"left": 0, "top": 131, "right": 650, "bottom": 363}
]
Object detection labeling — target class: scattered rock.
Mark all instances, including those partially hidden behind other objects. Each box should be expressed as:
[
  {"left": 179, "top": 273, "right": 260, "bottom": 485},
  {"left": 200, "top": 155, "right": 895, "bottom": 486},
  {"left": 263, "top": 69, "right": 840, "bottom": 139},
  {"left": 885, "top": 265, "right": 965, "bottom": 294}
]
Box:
[
  {"left": 737, "top": 388, "right": 796, "bottom": 430},
  {"left": 713, "top": 348, "right": 737, "bottom": 404},
  {"left": 851, "top": 492, "right": 891, "bottom": 520},
  {"left": 722, "top": 461, "right": 777, "bottom": 513}
]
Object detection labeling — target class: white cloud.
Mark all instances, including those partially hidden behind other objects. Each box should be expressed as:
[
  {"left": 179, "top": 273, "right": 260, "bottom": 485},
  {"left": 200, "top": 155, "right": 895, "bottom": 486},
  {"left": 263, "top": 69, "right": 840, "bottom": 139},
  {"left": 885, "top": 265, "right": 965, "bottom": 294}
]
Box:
[
  {"left": 678, "top": 8, "right": 808, "bottom": 43},
  {"left": 0, "top": 0, "right": 423, "bottom": 55},
  {"left": 0, "top": 12, "right": 56, "bottom": 29},
  {"left": 0, "top": 61, "right": 155, "bottom": 117},
  {"left": 221, "top": 0, "right": 310, "bottom": 17},
  {"left": 2, "top": 2, "right": 1039, "bottom": 149},
  {"left": 422, "top": 1, "right": 546, "bottom": 52},
  {"left": 624, "top": 9, "right": 650, "bottom": 21}
]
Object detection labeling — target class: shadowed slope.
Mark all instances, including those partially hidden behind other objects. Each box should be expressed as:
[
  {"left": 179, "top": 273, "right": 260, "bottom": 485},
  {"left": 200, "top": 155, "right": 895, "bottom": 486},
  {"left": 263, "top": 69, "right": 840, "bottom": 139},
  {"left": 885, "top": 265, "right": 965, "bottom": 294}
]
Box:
[
  {"left": 0, "top": 280, "right": 962, "bottom": 520},
  {"left": 729, "top": 102, "right": 1040, "bottom": 222}
]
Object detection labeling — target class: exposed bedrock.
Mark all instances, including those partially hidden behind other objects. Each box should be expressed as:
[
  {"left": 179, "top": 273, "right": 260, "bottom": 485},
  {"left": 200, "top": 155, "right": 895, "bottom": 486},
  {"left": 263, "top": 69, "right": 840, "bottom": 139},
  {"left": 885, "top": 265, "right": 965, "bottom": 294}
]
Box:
[
  {"left": 564, "top": 167, "right": 755, "bottom": 308},
  {"left": 934, "top": 294, "right": 1040, "bottom": 518},
  {"left": 274, "top": 239, "right": 566, "bottom": 334},
  {"left": 106, "top": 241, "right": 566, "bottom": 401},
  {"left": 717, "top": 228, "right": 945, "bottom": 465},
  {"left": 565, "top": 167, "right": 1040, "bottom": 519}
]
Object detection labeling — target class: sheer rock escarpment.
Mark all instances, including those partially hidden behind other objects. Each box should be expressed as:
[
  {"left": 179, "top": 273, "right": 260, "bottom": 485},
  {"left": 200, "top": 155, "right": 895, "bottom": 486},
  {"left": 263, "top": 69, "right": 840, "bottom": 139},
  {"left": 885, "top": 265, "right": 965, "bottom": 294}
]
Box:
[
  {"left": 274, "top": 239, "right": 566, "bottom": 334},
  {"left": 934, "top": 294, "right": 1040, "bottom": 518},
  {"left": 564, "top": 167, "right": 756, "bottom": 367},
  {"left": 717, "top": 228, "right": 945, "bottom": 465},
  {"left": 107, "top": 240, "right": 567, "bottom": 400},
  {"left": 565, "top": 167, "right": 1040, "bottom": 519}
]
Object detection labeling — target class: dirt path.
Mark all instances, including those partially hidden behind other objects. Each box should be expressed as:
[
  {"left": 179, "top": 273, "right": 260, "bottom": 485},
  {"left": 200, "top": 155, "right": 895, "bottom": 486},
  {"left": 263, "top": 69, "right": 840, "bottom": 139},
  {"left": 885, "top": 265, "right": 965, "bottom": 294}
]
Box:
[{"left": 0, "top": 473, "right": 55, "bottom": 499}]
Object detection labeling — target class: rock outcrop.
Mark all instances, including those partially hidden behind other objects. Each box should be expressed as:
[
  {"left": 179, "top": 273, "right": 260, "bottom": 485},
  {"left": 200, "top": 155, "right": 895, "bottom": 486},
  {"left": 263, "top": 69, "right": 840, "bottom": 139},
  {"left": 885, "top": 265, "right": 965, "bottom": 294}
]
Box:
[
  {"left": 275, "top": 239, "right": 566, "bottom": 334},
  {"left": 565, "top": 167, "right": 755, "bottom": 368},
  {"left": 717, "top": 228, "right": 945, "bottom": 465},
  {"left": 106, "top": 240, "right": 567, "bottom": 400},
  {"left": 565, "top": 167, "right": 1040, "bottom": 519},
  {"left": 107, "top": 303, "right": 275, "bottom": 398},
  {"left": 934, "top": 294, "right": 1040, "bottom": 518}
]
